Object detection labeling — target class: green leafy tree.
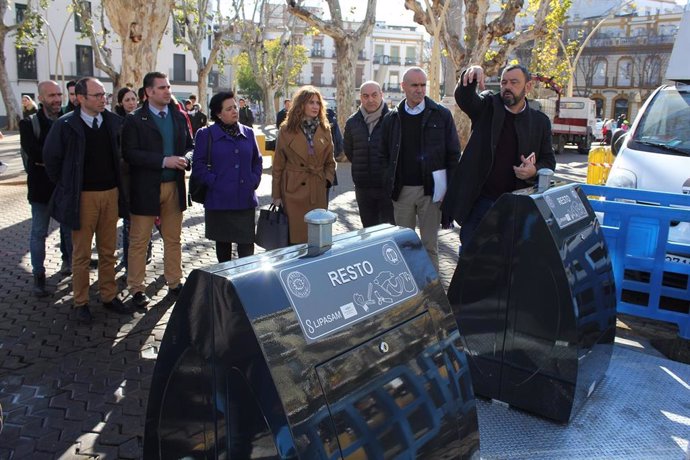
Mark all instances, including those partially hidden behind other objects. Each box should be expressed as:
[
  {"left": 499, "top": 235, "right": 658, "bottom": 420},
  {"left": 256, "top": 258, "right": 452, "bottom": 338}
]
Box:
[
  {"left": 234, "top": 52, "right": 264, "bottom": 102},
  {"left": 0, "top": 0, "right": 46, "bottom": 130},
  {"left": 233, "top": 0, "right": 309, "bottom": 123},
  {"left": 529, "top": 0, "right": 575, "bottom": 92}
]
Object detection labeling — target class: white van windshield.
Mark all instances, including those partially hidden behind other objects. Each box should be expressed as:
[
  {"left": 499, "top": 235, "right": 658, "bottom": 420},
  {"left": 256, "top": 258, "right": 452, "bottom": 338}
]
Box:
[{"left": 630, "top": 83, "right": 690, "bottom": 156}]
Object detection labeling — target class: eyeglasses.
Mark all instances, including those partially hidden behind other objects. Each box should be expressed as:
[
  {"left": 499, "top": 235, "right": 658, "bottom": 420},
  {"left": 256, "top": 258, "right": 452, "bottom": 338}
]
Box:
[{"left": 86, "top": 93, "right": 107, "bottom": 99}]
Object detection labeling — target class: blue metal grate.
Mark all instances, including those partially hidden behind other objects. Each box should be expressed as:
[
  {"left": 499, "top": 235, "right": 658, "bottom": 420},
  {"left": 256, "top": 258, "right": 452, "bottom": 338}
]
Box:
[{"left": 582, "top": 184, "right": 690, "bottom": 338}]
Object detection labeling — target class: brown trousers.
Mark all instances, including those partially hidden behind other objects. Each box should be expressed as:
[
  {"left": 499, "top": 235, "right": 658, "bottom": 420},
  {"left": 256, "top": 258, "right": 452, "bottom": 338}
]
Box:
[
  {"left": 127, "top": 182, "right": 183, "bottom": 294},
  {"left": 72, "top": 188, "right": 119, "bottom": 306}
]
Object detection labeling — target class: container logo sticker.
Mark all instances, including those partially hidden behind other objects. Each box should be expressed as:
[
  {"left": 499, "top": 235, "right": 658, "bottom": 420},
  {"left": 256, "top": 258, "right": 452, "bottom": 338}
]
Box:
[
  {"left": 682, "top": 178, "right": 690, "bottom": 195},
  {"left": 279, "top": 239, "right": 419, "bottom": 343},
  {"left": 285, "top": 271, "right": 311, "bottom": 298},
  {"left": 382, "top": 243, "right": 401, "bottom": 265}
]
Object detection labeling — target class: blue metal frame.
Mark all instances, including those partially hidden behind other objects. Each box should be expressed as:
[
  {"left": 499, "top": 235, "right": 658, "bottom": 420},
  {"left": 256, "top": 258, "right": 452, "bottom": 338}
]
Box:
[{"left": 581, "top": 184, "right": 690, "bottom": 339}]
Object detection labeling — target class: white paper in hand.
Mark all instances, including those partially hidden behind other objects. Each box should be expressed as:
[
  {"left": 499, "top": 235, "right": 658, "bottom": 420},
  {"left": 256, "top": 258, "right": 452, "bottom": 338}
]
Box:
[{"left": 432, "top": 169, "right": 447, "bottom": 203}]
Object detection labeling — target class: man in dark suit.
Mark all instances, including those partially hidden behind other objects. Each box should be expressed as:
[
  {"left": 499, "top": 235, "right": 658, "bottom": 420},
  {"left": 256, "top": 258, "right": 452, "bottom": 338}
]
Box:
[
  {"left": 238, "top": 98, "right": 254, "bottom": 126},
  {"left": 276, "top": 99, "right": 291, "bottom": 128},
  {"left": 44, "top": 77, "right": 131, "bottom": 323},
  {"left": 122, "top": 72, "right": 193, "bottom": 308}
]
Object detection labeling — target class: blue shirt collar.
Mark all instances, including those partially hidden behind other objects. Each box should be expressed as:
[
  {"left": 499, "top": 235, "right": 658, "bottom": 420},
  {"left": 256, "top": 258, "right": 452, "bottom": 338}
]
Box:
[{"left": 80, "top": 110, "right": 103, "bottom": 128}]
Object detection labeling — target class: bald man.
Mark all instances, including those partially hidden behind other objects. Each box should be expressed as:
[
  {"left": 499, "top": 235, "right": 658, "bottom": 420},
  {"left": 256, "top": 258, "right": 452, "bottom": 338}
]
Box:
[
  {"left": 380, "top": 68, "right": 460, "bottom": 270},
  {"left": 19, "top": 80, "right": 73, "bottom": 297},
  {"left": 343, "top": 80, "right": 394, "bottom": 228}
]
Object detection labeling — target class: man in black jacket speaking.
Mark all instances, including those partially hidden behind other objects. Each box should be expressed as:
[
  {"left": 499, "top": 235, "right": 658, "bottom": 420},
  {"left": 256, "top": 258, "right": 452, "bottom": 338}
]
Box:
[
  {"left": 443, "top": 64, "right": 556, "bottom": 250},
  {"left": 343, "top": 80, "right": 394, "bottom": 228}
]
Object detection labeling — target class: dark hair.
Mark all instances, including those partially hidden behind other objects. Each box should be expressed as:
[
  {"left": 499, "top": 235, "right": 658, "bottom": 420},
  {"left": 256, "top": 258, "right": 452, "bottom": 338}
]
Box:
[
  {"left": 143, "top": 71, "right": 167, "bottom": 89},
  {"left": 66, "top": 80, "right": 77, "bottom": 89},
  {"left": 137, "top": 87, "right": 146, "bottom": 101},
  {"left": 74, "top": 77, "right": 96, "bottom": 96},
  {"left": 502, "top": 64, "right": 531, "bottom": 82},
  {"left": 208, "top": 91, "right": 235, "bottom": 123},
  {"left": 117, "top": 86, "right": 136, "bottom": 104}
]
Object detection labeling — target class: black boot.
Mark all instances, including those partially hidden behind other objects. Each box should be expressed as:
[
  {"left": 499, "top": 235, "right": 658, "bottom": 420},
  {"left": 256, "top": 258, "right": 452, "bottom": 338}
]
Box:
[{"left": 33, "top": 274, "right": 49, "bottom": 298}]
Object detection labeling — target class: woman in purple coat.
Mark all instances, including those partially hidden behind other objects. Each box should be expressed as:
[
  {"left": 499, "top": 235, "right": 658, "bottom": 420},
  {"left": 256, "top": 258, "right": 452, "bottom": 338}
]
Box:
[{"left": 191, "top": 91, "right": 263, "bottom": 262}]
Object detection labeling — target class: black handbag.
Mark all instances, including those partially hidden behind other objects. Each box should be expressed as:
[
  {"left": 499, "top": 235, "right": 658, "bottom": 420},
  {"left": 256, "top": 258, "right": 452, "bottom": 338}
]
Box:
[
  {"left": 189, "top": 133, "right": 212, "bottom": 204},
  {"left": 255, "top": 204, "right": 289, "bottom": 250}
]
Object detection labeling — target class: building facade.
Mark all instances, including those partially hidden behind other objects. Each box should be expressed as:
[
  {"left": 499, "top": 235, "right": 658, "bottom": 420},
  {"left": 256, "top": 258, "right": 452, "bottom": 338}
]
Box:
[
  {"left": 260, "top": 2, "right": 427, "bottom": 114},
  {"left": 563, "top": 0, "right": 686, "bottom": 122}
]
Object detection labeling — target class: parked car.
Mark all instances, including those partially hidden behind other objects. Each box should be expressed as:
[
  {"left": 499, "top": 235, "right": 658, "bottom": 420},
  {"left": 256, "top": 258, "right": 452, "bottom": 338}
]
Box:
[{"left": 606, "top": 10, "right": 690, "bottom": 263}]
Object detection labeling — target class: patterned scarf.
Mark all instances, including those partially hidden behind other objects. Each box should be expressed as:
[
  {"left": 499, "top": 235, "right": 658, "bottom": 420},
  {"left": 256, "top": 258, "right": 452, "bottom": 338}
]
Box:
[
  {"left": 360, "top": 102, "right": 384, "bottom": 135},
  {"left": 301, "top": 118, "right": 320, "bottom": 154},
  {"left": 220, "top": 121, "right": 241, "bottom": 138}
]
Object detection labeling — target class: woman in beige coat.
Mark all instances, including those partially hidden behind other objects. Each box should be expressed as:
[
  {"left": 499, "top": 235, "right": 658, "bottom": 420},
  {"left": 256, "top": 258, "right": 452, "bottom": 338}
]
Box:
[{"left": 272, "top": 86, "right": 336, "bottom": 244}]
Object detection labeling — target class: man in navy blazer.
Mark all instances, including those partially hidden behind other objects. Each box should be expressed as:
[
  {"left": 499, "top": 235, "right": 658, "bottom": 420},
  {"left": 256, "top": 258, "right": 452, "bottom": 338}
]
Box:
[{"left": 122, "top": 72, "right": 193, "bottom": 308}]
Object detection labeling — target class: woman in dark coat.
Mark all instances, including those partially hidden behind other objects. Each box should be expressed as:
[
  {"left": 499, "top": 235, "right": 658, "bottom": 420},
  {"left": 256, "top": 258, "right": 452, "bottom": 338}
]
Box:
[
  {"left": 271, "top": 86, "right": 336, "bottom": 244},
  {"left": 191, "top": 91, "right": 263, "bottom": 262}
]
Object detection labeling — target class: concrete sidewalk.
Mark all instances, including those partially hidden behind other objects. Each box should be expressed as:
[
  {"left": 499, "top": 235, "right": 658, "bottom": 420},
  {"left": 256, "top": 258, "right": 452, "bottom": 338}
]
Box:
[{"left": 0, "top": 127, "right": 683, "bottom": 459}]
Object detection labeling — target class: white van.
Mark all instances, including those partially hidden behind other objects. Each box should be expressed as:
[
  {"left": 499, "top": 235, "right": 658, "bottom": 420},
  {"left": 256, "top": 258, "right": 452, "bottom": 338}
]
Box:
[{"left": 606, "top": 10, "right": 690, "bottom": 259}]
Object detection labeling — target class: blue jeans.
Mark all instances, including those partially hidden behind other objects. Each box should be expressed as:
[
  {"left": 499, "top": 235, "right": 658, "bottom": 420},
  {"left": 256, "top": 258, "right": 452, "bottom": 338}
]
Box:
[
  {"left": 60, "top": 225, "right": 72, "bottom": 263},
  {"left": 30, "top": 202, "right": 72, "bottom": 276},
  {"left": 30, "top": 203, "right": 51, "bottom": 276},
  {"left": 459, "top": 195, "right": 495, "bottom": 254}
]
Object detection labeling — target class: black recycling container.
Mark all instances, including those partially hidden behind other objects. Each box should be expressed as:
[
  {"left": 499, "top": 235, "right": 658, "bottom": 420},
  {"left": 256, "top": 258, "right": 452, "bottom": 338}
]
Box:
[
  {"left": 144, "top": 224, "right": 480, "bottom": 458},
  {"left": 448, "top": 183, "right": 616, "bottom": 423}
]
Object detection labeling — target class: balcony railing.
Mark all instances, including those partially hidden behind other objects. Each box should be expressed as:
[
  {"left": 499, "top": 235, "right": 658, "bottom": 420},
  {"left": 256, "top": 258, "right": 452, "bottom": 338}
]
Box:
[
  {"left": 310, "top": 76, "right": 324, "bottom": 86},
  {"left": 588, "top": 34, "right": 675, "bottom": 48},
  {"left": 373, "top": 55, "right": 401, "bottom": 65},
  {"left": 404, "top": 57, "right": 416, "bottom": 65},
  {"left": 311, "top": 49, "right": 325, "bottom": 57}
]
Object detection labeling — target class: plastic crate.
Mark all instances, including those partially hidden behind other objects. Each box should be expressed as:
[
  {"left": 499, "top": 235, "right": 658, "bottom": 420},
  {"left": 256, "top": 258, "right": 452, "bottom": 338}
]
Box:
[{"left": 582, "top": 184, "right": 690, "bottom": 339}]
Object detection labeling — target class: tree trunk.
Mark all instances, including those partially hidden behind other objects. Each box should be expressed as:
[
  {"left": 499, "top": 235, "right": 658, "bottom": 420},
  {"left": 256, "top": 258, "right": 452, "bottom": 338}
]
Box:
[
  {"left": 0, "top": 37, "right": 21, "bottom": 130},
  {"left": 263, "top": 87, "right": 276, "bottom": 124},
  {"left": 287, "top": 0, "right": 377, "bottom": 130},
  {"left": 334, "top": 39, "right": 357, "bottom": 128},
  {"left": 405, "top": 0, "right": 554, "bottom": 147},
  {"left": 0, "top": 1, "right": 22, "bottom": 131},
  {"left": 102, "top": 0, "right": 173, "bottom": 88}
]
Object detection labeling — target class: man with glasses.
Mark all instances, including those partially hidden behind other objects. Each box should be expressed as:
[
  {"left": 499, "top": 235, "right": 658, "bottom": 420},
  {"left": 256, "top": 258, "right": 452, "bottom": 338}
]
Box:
[
  {"left": 44, "top": 77, "right": 131, "bottom": 323},
  {"left": 380, "top": 67, "right": 460, "bottom": 270},
  {"left": 122, "top": 72, "right": 193, "bottom": 308}
]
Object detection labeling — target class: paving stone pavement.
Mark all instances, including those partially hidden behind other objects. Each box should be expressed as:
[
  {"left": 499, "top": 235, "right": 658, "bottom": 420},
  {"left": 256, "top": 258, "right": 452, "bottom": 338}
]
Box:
[{"left": 0, "top": 131, "right": 673, "bottom": 459}]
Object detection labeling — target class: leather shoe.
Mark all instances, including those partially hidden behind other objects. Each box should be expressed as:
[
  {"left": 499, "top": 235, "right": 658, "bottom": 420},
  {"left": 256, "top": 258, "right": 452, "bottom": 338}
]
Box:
[
  {"left": 103, "top": 297, "right": 134, "bottom": 314},
  {"left": 169, "top": 283, "right": 184, "bottom": 296},
  {"left": 75, "top": 305, "right": 93, "bottom": 324},
  {"left": 132, "top": 291, "right": 150, "bottom": 308}
]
